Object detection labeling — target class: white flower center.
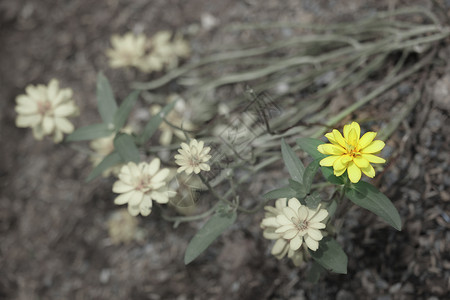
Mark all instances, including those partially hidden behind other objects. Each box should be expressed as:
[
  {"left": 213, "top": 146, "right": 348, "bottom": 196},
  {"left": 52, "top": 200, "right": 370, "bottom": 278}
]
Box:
[
  {"left": 293, "top": 217, "right": 309, "bottom": 232},
  {"left": 38, "top": 100, "right": 52, "bottom": 115}
]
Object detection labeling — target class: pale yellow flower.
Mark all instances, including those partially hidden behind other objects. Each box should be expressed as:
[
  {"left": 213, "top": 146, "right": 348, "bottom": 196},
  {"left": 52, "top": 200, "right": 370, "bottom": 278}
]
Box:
[
  {"left": 15, "top": 79, "right": 78, "bottom": 143},
  {"left": 112, "top": 159, "right": 175, "bottom": 216},
  {"left": 151, "top": 96, "right": 195, "bottom": 146},
  {"left": 175, "top": 139, "right": 211, "bottom": 175},
  {"left": 89, "top": 126, "right": 133, "bottom": 177},
  {"left": 106, "top": 32, "right": 147, "bottom": 69},
  {"left": 107, "top": 209, "right": 144, "bottom": 244},
  {"left": 261, "top": 198, "right": 305, "bottom": 266},
  {"left": 317, "top": 121, "right": 386, "bottom": 183},
  {"left": 141, "top": 31, "right": 190, "bottom": 71},
  {"left": 262, "top": 198, "right": 328, "bottom": 252}
]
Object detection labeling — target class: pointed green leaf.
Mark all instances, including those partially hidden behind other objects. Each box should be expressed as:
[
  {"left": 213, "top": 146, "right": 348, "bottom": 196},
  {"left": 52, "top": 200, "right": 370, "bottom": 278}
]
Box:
[
  {"left": 263, "top": 185, "right": 297, "bottom": 199},
  {"left": 309, "top": 237, "right": 348, "bottom": 274},
  {"left": 137, "top": 100, "right": 177, "bottom": 145},
  {"left": 326, "top": 198, "right": 338, "bottom": 218},
  {"left": 97, "top": 72, "right": 118, "bottom": 124},
  {"left": 306, "top": 262, "right": 325, "bottom": 283},
  {"left": 281, "top": 139, "right": 305, "bottom": 183},
  {"left": 184, "top": 210, "right": 237, "bottom": 264},
  {"left": 288, "top": 179, "right": 307, "bottom": 199},
  {"left": 305, "top": 191, "right": 321, "bottom": 209},
  {"left": 303, "top": 160, "right": 320, "bottom": 193},
  {"left": 113, "top": 90, "right": 140, "bottom": 131},
  {"left": 65, "top": 123, "right": 113, "bottom": 142},
  {"left": 86, "top": 151, "right": 122, "bottom": 182},
  {"left": 296, "top": 138, "right": 344, "bottom": 185},
  {"left": 345, "top": 181, "right": 402, "bottom": 231},
  {"left": 114, "top": 133, "right": 140, "bottom": 163}
]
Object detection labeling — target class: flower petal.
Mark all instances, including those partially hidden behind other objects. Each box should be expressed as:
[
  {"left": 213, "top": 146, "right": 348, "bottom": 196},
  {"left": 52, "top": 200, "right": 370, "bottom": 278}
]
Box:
[
  {"left": 297, "top": 206, "right": 308, "bottom": 221},
  {"left": 361, "top": 164, "right": 376, "bottom": 178},
  {"left": 139, "top": 196, "right": 153, "bottom": 216},
  {"left": 114, "top": 191, "right": 133, "bottom": 205},
  {"left": 304, "top": 236, "right": 319, "bottom": 251},
  {"left": 319, "top": 155, "right": 340, "bottom": 167},
  {"left": 361, "top": 140, "right": 385, "bottom": 154},
  {"left": 361, "top": 153, "right": 386, "bottom": 164},
  {"left": 54, "top": 117, "right": 74, "bottom": 133},
  {"left": 358, "top": 132, "right": 377, "bottom": 149},
  {"left": 129, "top": 190, "right": 144, "bottom": 206},
  {"left": 290, "top": 235, "right": 303, "bottom": 251},
  {"left": 309, "top": 209, "right": 328, "bottom": 223},
  {"left": 347, "top": 161, "right": 362, "bottom": 183},
  {"left": 332, "top": 129, "right": 347, "bottom": 148},
  {"left": 306, "top": 228, "right": 323, "bottom": 240},
  {"left": 282, "top": 207, "right": 297, "bottom": 221},
  {"left": 113, "top": 181, "right": 135, "bottom": 193},
  {"left": 317, "top": 144, "right": 346, "bottom": 155},
  {"left": 288, "top": 198, "right": 301, "bottom": 212},
  {"left": 147, "top": 158, "right": 161, "bottom": 176},
  {"left": 283, "top": 229, "right": 298, "bottom": 240},
  {"left": 271, "top": 239, "right": 288, "bottom": 256},
  {"left": 353, "top": 156, "right": 370, "bottom": 168}
]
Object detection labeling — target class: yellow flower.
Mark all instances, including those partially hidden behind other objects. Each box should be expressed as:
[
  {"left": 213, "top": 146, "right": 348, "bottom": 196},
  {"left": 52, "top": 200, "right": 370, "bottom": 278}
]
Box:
[
  {"left": 175, "top": 139, "right": 211, "bottom": 175},
  {"left": 15, "top": 79, "right": 78, "bottom": 143},
  {"left": 317, "top": 121, "right": 386, "bottom": 183},
  {"left": 112, "top": 159, "right": 176, "bottom": 217}
]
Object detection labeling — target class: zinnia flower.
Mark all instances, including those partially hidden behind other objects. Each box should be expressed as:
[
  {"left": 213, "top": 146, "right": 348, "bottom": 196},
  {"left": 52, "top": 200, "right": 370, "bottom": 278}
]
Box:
[
  {"left": 106, "top": 32, "right": 147, "bottom": 69},
  {"left": 261, "top": 198, "right": 305, "bottom": 266},
  {"left": 317, "top": 121, "right": 386, "bottom": 183},
  {"left": 261, "top": 198, "right": 328, "bottom": 252},
  {"left": 15, "top": 79, "right": 78, "bottom": 143},
  {"left": 90, "top": 126, "right": 133, "bottom": 177},
  {"left": 112, "top": 159, "right": 175, "bottom": 216},
  {"left": 175, "top": 139, "right": 211, "bottom": 175}
]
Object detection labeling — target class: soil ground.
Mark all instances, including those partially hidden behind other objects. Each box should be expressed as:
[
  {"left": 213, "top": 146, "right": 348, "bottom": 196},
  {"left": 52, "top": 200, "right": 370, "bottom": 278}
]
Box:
[{"left": 1, "top": 0, "right": 449, "bottom": 299}]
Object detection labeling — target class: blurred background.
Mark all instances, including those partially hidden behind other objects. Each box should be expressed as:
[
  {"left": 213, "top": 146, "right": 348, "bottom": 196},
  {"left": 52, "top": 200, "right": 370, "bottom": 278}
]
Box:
[{"left": 1, "top": 0, "right": 449, "bottom": 299}]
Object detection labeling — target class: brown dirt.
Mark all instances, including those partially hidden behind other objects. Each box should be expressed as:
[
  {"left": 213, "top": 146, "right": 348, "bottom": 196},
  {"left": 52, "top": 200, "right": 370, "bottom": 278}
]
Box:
[{"left": 1, "top": 0, "right": 449, "bottom": 299}]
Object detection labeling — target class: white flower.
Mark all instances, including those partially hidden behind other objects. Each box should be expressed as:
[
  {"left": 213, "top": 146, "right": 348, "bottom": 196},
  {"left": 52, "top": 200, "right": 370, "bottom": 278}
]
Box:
[
  {"left": 262, "top": 198, "right": 328, "bottom": 252},
  {"left": 15, "top": 79, "right": 78, "bottom": 143},
  {"left": 112, "top": 159, "right": 176, "bottom": 217},
  {"left": 106, "top": 32, "right": 147, "bottom": 69},
  {"left": 175, "top": 139, "right": 211, "bottom": 175},
  {"left": 261, "top": 198, "right": 304, "bottom": 266}
]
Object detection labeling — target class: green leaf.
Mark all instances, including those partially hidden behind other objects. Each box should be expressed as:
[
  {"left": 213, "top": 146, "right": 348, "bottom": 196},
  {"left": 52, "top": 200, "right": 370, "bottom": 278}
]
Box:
[
  {"left": 263, "top": 186, "right": 297, "bottom": 200},
  {"left": 326, "top": 198, "right": 338, "bottom": 218},
  {"left": 305, "top": 191, "right": 321, "bottom": 209},
  {"left": 65, "top": 123, "right": 113, "bottom": 142},
  {"left": 281, "top": 139, "right": 305, "bottom": 183},
  {"left": 184, "top": 210, "right": 237, "bottom": 264},
  {"left": 309, "top": 236, "right": 348, "bottom": 274},
  {"left": 137, "top": 100, "right": 177, "bottom": 145},
  {"left": 345, "top": 181, "right": 402, "bottom": 231},
  {"left": 113, "top": 90, "right": 140, "bottom": 131},
  {"left": 296, "top": 138, "right": 344, "bottom": 185},
  {"left": 303, "top": 160, "right": 320, "bottom": 193},
  {"left": 306, "top": 262, "right": 325, "bottom": 283},
  {"left": 114, "top": 133, "right": 140, "bottom": 163},
  {"left": 288, "top": 179, "right": 307, "bottom": 199},
  {"left": 97, "top": 72, "right": 118, "bottom": 124},
  {"left": 86, "top": 151, "right": 123, "bottom": 182}
]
